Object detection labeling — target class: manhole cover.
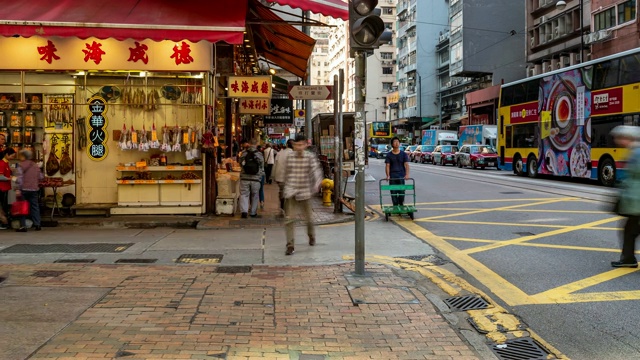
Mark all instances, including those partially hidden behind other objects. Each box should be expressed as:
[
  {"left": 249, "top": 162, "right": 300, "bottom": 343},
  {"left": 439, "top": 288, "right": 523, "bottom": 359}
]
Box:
[
  {"left": 514, "top": 232, "right": 535, "bottom": 236},
  {"left": 176, "top": 254, "right": 223, "bottom": 264},
  {"left": 216, "top": 266, "right": 252, "bottom": 273},
  {"left": 32, "top": 270, "right": 67, "bottom": 277},
  {"left": 500, "top": 191, "right": 524, "bottom": 194},
  {"left": 115, "top": 259, "right": 157, "bottom": 264},
  {"left": 0, "top": 243, "right": 133, "bottom": 253},
  {"left": 491, "top": 337, "right": 552, "bottom": 360},
  {"left": 443, "top": 295, "right": 490, "bottom": 311},
  {"left": 54, "top": 259, "right": 96, "bottom": 263},
  {"left": 346, "top": 286, "right": 419, "bottom": 305}
]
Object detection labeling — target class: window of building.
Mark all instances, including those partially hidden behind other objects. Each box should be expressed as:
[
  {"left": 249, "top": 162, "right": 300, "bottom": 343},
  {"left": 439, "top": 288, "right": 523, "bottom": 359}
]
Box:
[
  {"left": 380, "top": 52, "right": 393, "bottom": 60},
  {"left": 382, "top": 7, "right": 394, "bottom": 15},
  {"left": 450, "top": 42, "right": 462, "bottom": 62},
  {"left": 384, "top": 22, "right": 393, "bottom": 30},
  {"left": 594, "top": 1, "right": 636, "bottom": 31},
  {"left": 382, "top": 82, "right": 394, "bottom": 90},
  {"left": 595, "top": 7, "right": 617, "bottom": 30},
  {"left": 382, "top": 67, "right": 393, "bottom": 74},
  {"left": 618, "top": 0, "right": 637, "bottom": 24},
  {"left": 451, "top": 12, "right": 463, "bottom": 34}
]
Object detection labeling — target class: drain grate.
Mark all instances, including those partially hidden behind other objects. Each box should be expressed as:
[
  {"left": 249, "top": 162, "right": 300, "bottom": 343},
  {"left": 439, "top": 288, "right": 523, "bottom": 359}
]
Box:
[
  {"left": 32, "top": 270, "right": 67, "bottom": 277},
  {"left": 500, "top": 191, "right": 524, "bottom": 194},
  {"left": 514, "top": 232, "right": 535, "bottom": 236},
  {"left": 443, "top": 295, "right": 490, "bottom": 311},
  {"left": 491, "top": 337, "right": 552, "bottom": 360},
  {"left": 54, "top": 259, "right": 96, "bottom": 263},
  {"left": 176, "top": 254, "right": 223, "bottom": 264},
  {"left": 0, "top": 243, "right": 133, "bottom": 254},
  {"left": 115, "top": 259, "right": 157, "bottom": 264},
  {"left": 216, "top": 266, "right": 253, "bottom": 273}
]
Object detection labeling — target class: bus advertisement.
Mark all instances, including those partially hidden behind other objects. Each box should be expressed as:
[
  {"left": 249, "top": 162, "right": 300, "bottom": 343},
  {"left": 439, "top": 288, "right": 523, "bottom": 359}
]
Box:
[{"left": 497, "top": 47, "right": 640, "bottom": 186}]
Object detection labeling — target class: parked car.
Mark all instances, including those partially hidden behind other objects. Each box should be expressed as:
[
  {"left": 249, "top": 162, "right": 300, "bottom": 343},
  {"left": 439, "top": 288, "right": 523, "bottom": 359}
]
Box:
[
  {"left": 405, "top": 145, "right": 417, "bottom": 159},
  {"left": 456, "top": 145, "right": 499, "bottom": 169},
  {"left": 431, "top": 145, "right": 459, "bottom": 166},
  {"left": 376, "top": 144, "right": 390, "bottom": 159},
  {"left": 413, "top": 145, "right": 436, "bottom": 163}
]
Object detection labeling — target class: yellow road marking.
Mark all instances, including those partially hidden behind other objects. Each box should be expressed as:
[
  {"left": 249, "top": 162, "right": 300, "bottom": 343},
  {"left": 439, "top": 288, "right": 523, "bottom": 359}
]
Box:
[
  {"left": 531, "top": 268, "right": 640, "bottom": 303},
  {"left": 463, "top": 216, "right": 623, "bottom": 255},
  {"left": 414, "top": 219, "right": 569, "bottom": 228},
  {"left": 411, "top": 198, "right": 571, "bottom": 206},
  {"left": 393, "top": 220, "right": 535, "bottom": 306},
  {"left": 417, "top": 207, "right": 610, "bottom": 214},
  {"left": 417, "top": 198, "right": 575, "bottom": 221},
  {"left": 444, "top": 236, "right": 624, "bottom": 253}
]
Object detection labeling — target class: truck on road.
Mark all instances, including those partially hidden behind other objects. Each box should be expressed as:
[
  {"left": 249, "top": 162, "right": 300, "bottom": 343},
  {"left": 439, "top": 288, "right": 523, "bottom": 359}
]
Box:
[
  {"left": 421, "top": 129, "right": 458, "bottom": 146},
  {"left": 457, "top": 124, "right": 497, "bottom": 148}
]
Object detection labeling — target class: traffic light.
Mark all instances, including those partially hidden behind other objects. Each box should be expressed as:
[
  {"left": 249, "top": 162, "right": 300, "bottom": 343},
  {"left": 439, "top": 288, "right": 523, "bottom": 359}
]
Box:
[{"left": 349, "top": 0, "right": 392, "bottom": 56}]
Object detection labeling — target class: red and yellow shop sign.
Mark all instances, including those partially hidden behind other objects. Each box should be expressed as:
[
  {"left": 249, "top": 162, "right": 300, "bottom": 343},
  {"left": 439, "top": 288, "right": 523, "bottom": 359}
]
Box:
[
  {"left": 227, "top": 76, "right": 272, "bottom": 98},
  {"left": 0, "top": 36, "right": 212, "bottom": 71},
  {"left": 239, "top": 98, "right": 271, "bottom": 115}
]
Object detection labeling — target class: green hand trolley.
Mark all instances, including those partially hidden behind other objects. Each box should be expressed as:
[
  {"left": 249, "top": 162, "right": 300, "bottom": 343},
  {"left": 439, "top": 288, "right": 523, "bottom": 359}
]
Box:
[{"left": 379, "top": 178, "right": 416, "bottom": 221}]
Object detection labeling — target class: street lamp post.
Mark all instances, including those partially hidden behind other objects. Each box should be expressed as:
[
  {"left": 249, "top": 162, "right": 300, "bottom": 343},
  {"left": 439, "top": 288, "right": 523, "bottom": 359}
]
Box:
[{"left": 556, "top": 0, "right": 584, "bottom": 63}]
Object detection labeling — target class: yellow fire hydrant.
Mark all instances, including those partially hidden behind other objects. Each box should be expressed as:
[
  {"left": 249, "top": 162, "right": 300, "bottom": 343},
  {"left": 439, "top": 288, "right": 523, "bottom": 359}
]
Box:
[{"left": 321, "top": 178, "right": 334, "bottom": 207}]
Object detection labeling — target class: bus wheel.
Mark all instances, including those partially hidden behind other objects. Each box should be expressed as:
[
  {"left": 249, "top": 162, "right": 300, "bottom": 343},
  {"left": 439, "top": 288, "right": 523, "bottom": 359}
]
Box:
[
  {"left": 527, "top": 156, "right": 538, "bottom": 178},
  {"left": 599, "top": 158, "right": 616, "bottom": 187},
  {"left": 514, "top": 156, "right": 524, "bottom": 176}
]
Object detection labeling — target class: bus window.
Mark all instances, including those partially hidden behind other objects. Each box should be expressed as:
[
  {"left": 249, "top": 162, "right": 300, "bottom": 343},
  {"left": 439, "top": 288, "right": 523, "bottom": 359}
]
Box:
[
  {"left": 505, "top": 126, "right": 512, "bottom": 148},
  {"left": 591, "top": 115, "right": 625, "bottom": 148},
  {"left": 620, "top": 54, "right": 640, "bottom": 86},
  {"left": 512, "top": 123, "right": 538, "bottom": 148},
  {"left": 593, "top": 59, "right": 620, "bottom": 89},
  {"left": 525, "top": 80, "right": 539, "bottom": 103}
]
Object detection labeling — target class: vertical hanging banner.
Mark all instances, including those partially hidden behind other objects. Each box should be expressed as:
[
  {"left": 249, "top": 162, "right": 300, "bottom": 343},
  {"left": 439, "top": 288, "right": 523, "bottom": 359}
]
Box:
[{"left": 86, "top": 96, "right": 109, "bottom": 161}]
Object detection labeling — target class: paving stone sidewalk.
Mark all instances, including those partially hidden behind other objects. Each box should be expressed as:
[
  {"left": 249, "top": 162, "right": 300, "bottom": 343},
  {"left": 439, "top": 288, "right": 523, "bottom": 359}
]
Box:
[{"left": 0, "top": 263, "right": 481, "bottom": 360}]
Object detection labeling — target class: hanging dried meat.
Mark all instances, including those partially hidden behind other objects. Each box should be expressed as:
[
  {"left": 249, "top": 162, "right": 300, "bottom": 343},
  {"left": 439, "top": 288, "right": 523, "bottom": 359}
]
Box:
[
  {"left": 59, "top": 144, "right": 72, "bottom": 175},
  {"left": 46, "top": 141, "right": 60, "bottom": 176}
]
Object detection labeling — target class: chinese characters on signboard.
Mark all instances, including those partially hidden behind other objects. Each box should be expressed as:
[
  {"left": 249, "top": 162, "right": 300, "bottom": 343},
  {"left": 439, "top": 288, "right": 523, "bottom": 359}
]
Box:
[
  {"left": 263, "top": 99, "right": 293, "bottom": 125},
  {"left": 87, "top": 96, "right": 109, "bottom": 161},
  {"left": 239, "top": 98, "right": 271, "bottom": 115},
  {"left": 370, "top": 122, "right": 392, "bottom": 138},
  {"left": 227, "top": 76, "right": 272, "bottom": 98}
]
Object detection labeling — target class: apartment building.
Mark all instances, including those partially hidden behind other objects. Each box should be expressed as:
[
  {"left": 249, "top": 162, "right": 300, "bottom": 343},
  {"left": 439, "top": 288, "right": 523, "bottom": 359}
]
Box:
[
  {"left": 309, "top": 15, "right": 333, "bottom": 116},
  {"left": 437, "top": 0, "right": 525, "bottom": 129},
  {"left": 589, "top": 0, "right": 638, "bottom": 58}
]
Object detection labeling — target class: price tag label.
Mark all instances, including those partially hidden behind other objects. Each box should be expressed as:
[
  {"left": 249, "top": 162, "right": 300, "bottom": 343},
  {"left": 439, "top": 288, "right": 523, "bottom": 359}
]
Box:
[
  {"left": 136, "top": 161, "right": 147, "bottom": 168},
  {"left": 166, "top": 166, "right": 176, "bottom": 170},
  {"left": 164, "top": 180, "right": 175, "bottom": 184}
]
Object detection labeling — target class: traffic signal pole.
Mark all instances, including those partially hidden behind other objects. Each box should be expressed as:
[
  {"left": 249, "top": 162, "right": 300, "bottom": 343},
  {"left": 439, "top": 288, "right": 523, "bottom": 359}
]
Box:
[{"left": 354, "top": 52, "right": 366, "bottom": 275}]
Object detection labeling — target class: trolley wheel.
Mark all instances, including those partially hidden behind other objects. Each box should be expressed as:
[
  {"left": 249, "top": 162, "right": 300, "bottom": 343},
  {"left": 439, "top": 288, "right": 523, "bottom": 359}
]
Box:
[
  {"left": 385, "top": 213, "right": 389, "bottom": 222},
  {"left": 408, "top": 212, "right": 414, "bottom": 220}
]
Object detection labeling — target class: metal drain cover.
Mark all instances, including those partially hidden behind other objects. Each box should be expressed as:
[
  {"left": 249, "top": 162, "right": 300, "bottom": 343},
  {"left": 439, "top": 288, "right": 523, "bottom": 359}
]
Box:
[
  {"left": 32, "top": 270, "right": 67, "bottom": 277},
  {"left": 491, "top": 337, "right": 552, "bottom": 360},
  {"left": 443, "top": 295, "right": 489, "bottom": 311},
  {"left": 176, "top": 254, "right": 223, "bottom": 264},
  {"left": 115, "top": 259, "right": 157, "bottom": 264},
  {"left": 0, "top": 243, "right": 133, "bottom": 253},
  {"left": 216, "top": 266, "right": 252, "bottom": 273},
  {"left": 54, "top": 259, "right": 96, "bottom": 263}
]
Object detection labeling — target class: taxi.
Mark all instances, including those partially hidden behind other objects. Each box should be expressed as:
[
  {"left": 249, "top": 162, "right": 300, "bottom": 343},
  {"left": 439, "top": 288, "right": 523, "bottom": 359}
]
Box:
[{"left": 456, "top": 145, "right": 499, "bottom": 169}]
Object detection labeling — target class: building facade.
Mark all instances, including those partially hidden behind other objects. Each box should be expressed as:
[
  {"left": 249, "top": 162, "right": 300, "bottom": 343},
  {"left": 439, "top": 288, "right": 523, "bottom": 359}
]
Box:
[{"left": 589, "top": 0, "right": 639, "bottom": 58}]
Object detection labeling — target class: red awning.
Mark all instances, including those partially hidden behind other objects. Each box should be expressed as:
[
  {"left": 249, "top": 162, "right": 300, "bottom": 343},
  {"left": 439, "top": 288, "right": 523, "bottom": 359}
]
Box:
[
  {"left": 265, "top": 0, "right": 348, "bottom": 20},
  {"left": 0, "top": 0, "right": 247, "bottom": 44},
  {"left": 251, "top": 3, "right": 316, "bottom": 78}
]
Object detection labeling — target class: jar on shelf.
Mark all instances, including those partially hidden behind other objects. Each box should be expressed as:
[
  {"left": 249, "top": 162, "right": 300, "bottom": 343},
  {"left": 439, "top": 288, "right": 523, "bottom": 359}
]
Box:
[
  {"left": 0, "top": 112, "right": 5, "bottom": 127},
  {"left": 160, "top": 153, "right": 168, "bottom": 166},
  {"left": 24, "top": 128, "right": 36, "bottom": 144},
  {"left": 24, "top": 112, "right": 36, "bottom": 127},
  {"left": 10, "top": 111, "right": 22, "bottom": 127},
  {"left": 11, "top": 128, "right": 23, "bottom": 144},
  {"left": 0, "top": 127, "right": 8, "bottom": 141}
]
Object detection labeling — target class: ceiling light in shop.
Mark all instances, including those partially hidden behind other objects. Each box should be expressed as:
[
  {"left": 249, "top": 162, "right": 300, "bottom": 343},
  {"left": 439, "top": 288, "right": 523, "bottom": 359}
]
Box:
[
  {"left": 139, "top": 71, "right": 146, "bottom": 77},
  {"left": 269, "top": 68, "right": 276, "bottom": 75},
  {"left": 245, "top": 44, "right": 251, "bottom": 48}
]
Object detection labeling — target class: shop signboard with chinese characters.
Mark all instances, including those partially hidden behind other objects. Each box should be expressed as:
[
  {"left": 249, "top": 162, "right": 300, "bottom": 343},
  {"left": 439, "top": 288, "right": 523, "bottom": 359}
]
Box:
[
  {"left": 263, "top": 99, "right": 294, "bottom": 125},
  {"left": 227, "top": 76, "right": 272, "bottom": 99},
  {"left": 0, "top": 35, "right": 211, "bottom": 71},
  {"left": 87, "top": 96, "right": 109, "bottom": 161},
  {"left": 238, "top": 98, "right": 271, "bottom": 115}
]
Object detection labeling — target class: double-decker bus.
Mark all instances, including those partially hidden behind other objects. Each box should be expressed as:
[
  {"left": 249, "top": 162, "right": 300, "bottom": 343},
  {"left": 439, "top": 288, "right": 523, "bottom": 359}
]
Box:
[{"left": 497, "top": 47, "right": 640, "bottom": 186}]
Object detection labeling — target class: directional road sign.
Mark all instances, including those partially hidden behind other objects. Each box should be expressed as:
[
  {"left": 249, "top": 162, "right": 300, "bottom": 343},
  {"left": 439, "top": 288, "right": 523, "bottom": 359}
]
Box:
[{"left": 288, "top": 85, "right": 333, "bottom": 100}]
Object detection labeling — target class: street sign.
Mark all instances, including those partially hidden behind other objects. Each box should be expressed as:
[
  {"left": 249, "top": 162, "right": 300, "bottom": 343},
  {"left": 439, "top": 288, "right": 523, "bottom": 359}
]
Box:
[
  {"left": 295, "top": 109, "right": 305, "bottom": 118},
  {"left": 288, "top": 85, "right": 333, "bottom": 100},
  {"left": 294, "top": 118, "right": 305, "bottom": 127}
]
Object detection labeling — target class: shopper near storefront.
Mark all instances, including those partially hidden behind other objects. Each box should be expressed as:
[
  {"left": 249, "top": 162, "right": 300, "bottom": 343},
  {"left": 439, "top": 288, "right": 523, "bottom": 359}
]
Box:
[
  {"left": 0, "top": 147, "right": 15, "bottom": 229},
  {"left": 263, "top": 143, "right": 277, "bottom": 184},
  {"left": 239, "top": 138, "right": 264, "bottom": 219},
  {"left": 273, "top": 139, "right": 293, "bottom": 214},
  {"left": 283, "top": 134, "right": 323, "bottom": 255},
  {"left": 15, "top": 149, "right": 42, "bottom": 232}
]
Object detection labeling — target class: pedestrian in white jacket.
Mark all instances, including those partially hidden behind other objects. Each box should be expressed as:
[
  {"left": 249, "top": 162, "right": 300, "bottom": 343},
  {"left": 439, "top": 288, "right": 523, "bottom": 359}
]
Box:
[{"left": 273, "top": 139, "right": 293, "bottom": 212}]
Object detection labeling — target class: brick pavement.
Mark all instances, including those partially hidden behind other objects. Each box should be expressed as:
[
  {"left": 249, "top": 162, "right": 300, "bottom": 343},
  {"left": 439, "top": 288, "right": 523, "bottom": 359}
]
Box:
[{"left": 0, "top": 263, "right": 481, "bottom": 360}]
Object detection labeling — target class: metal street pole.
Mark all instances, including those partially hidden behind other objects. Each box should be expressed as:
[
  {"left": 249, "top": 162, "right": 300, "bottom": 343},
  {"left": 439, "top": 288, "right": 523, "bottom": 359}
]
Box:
[
  {"left": 333, "top": 74, "right": 342, "bottom": 213},
  {"left": 303, "top": 10, "right": 313, "bottom": 141},
  {"left": 337, "top": 69, "right": 345, "bottom": 213},
  {"left": 579, "top": 0, "right": 584, "bottom": 63},
  {"left": 354, "top": 51, "right": 366, "bottom": 275}
]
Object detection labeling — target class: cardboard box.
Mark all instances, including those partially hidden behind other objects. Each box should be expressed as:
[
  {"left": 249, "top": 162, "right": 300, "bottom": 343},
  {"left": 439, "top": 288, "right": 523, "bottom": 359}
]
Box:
[
  {"left": 329, "top": 125, "right": 335, "bottom": 137},
  {"left": 322, "top": 130, "right": 329, "bottom": 136}
]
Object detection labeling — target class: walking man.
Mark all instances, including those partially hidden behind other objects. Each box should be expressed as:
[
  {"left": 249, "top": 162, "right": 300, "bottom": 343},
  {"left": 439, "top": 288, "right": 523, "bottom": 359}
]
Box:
[
  {"left": 385, "top": 137, "right": 410, "bottom": 206},
  {"left": 239, "top": 138, "right": 264, "bottom": 218},
  {"left": 273, "top": 139, "right": 293, "bottom": 214},
  {"left": 263, "top": 144, "right": 277, "bottom": 184},
  {"left": 283, "top": 135, "right": 323, "bottom": 255}
]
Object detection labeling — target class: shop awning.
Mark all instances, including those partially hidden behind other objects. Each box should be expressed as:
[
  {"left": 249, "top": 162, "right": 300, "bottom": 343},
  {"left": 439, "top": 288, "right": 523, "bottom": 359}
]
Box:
[
  {"left": 265, "top": 0, "right": 348, "bottom": 20},
  {"left": 0, "top": 0, "right": 247, "bottom": 44},
  {"left": 251, "top": 3, "right": 316, "bottom": 78}
]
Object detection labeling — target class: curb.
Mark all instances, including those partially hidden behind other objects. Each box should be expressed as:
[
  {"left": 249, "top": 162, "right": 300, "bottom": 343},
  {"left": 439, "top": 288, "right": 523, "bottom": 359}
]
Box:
[{"left": 195, "top": 214, "right": 354, "bottom": 230}]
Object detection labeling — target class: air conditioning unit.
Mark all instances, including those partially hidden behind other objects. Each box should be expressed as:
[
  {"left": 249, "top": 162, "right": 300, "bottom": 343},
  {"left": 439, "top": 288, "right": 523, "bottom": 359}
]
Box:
[
  {"left": 392, "top": 59, "right": 397, "bottom": 64},
  {"left": 599, "top": 29, "right": 613, "bottom": 41},
  {"left": 445, "top": 81, "right": 452, "bottom": 87},
  {"left": 455, "top": 101, "right": 461, "bottom": 109},
  {"left": 541, "top": 15, "right": 547, "bottom": 23},
  {"left": 530, "top": 37, "right": 535, "bottom": 47},
  {"left": 387, "top": 0, "right": 393, "bottom": 3},
  {"left": 569, "top": 53, "right": 579, "bottom": 65},
  {"left": 542, "top": 61, "right": 550, "bottom": 73},
  {"left": 554, "top": 27, "right": 560, "bottom": 38},
  {"left": 560, "top": 55, "right": 569, "bottom": 67}
]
